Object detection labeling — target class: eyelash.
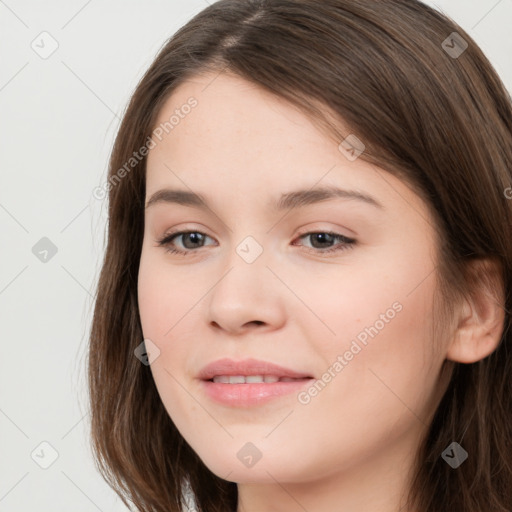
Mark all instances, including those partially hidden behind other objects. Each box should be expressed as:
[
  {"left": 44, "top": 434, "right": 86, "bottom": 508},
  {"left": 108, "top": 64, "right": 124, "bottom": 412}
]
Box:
[{"left": 155, "top": 230, "right": 356, "bottom": 257}]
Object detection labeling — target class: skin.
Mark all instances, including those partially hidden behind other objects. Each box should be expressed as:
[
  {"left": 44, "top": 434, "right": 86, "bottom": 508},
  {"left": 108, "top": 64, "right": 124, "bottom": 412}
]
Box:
[{"left": 137, "top": 71, "right": 504, "bottom": 512}]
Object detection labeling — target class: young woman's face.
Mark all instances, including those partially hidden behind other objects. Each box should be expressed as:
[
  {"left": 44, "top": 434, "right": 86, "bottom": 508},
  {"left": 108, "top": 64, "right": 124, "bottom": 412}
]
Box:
[{"left": 138, "top": 71, "right": 449, "bottom": 490}]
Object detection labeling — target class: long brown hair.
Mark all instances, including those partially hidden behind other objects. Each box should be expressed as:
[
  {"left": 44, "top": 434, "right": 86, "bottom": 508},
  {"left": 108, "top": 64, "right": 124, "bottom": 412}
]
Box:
[{"left": 87, "top": 1, "right": 512, "bottom": 510}]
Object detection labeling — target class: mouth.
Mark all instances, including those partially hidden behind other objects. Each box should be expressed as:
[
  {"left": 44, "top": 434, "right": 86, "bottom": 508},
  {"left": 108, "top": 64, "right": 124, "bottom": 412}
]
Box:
[{"left": 197, "top": 358, "right": 315, "bottom": 407}]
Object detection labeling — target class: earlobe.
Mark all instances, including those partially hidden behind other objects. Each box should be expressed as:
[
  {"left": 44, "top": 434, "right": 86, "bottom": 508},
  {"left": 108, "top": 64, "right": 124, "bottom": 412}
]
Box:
[{"left": 446, "top": 258, "right": 506, "bottom": 364}]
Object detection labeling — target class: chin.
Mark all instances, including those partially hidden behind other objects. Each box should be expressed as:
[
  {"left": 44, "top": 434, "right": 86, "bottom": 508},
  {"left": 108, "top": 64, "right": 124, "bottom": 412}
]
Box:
[{"left": 196, "top": 445, "right": 308, "bottom": 484}]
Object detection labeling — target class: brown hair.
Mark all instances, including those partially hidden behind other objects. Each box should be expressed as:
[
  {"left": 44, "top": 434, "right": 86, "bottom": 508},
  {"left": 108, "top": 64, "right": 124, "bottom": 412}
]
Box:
[{"left": 87, "top": 1, "right": 512, "bottom": 510}]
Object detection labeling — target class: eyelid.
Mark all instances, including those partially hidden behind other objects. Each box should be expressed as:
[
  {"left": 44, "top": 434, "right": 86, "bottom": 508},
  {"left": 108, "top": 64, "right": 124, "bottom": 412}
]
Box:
[{"left": 294, "top": 224, "right": 355, "bottom": 239}]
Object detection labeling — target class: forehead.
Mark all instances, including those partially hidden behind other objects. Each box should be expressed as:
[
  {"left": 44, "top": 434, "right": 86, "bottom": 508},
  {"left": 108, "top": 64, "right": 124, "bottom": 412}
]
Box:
[
  {"left": 151, "top": 71, "right": 336, "bottom": 160},
  {"left": 148, "top": 72, "right": 368, "bottom": 186}
]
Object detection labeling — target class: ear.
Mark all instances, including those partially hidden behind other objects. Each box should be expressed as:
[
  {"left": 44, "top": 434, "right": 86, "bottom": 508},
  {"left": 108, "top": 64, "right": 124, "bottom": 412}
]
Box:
[{"left": 446, "top": 258, "right": 506, "bottom": 364}]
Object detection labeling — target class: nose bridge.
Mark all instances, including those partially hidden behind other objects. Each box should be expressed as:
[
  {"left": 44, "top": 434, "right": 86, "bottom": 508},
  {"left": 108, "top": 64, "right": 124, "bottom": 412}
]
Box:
[
  {"left": 220, "top": 204, "right": 273, "bottom": 268},
  {"left": 216, "top": 232, "right": 269, "bottom": 301}
]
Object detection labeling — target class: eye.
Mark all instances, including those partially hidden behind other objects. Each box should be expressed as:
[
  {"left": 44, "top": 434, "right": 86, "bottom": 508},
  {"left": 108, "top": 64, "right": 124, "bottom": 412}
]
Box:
[
  {"left": 292, "top": 231, "right": 356, "bottom": 255},
  {"left": 155, "top": 230, "right": 356, "bottom": 257},
  {"left": 155, "top": 230, "right": 215, "bottom": 255}
]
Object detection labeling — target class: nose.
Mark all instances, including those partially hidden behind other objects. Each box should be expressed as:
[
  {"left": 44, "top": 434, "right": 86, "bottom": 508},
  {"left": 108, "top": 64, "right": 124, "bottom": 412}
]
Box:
[{"left": 206, "top": 259, "right": 286, "bottom": 335}]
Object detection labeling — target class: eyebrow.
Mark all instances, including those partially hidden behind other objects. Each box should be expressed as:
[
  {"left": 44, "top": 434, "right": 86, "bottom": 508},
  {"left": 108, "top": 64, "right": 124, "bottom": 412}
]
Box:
[{"left": 145, "top": 185, "right": 384, "bottom": 211}]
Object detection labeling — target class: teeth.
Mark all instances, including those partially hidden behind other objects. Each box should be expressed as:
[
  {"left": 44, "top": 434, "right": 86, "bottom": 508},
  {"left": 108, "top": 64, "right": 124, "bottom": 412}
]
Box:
[
  {"left": 212, "top": 375, "right": 290, "bottom": 384},
  {"left": 228, "top": 375, "right": 245, "bottom": 384},
  {"left": 245, "top": 375, "right": 265, "bottom": 383}
]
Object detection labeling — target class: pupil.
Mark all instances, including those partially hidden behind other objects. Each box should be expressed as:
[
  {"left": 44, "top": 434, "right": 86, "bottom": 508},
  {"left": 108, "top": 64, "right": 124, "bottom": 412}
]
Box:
[
  {"left": 184, "top": 232, "right": 203, "bottom": 248},
  {"left": 311, "top": 233, "right": 333, "bottom": 248}
]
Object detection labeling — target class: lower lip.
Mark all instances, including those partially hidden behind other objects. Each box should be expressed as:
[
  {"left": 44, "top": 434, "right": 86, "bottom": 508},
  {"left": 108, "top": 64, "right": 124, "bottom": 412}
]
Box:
[{"left": 200, "top": 378, "right": 314, "bottom": 407}]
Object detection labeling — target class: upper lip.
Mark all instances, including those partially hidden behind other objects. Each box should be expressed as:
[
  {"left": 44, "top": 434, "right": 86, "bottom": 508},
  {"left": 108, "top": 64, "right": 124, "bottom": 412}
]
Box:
[{"left": 198, "top": 358, "right": 313, "bottom": 380}]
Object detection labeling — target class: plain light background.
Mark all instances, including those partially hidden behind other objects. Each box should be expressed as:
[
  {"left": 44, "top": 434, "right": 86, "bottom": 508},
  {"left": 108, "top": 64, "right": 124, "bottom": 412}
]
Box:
[{"left": 1, "top": 1, "right": 511, "bottom": 510}]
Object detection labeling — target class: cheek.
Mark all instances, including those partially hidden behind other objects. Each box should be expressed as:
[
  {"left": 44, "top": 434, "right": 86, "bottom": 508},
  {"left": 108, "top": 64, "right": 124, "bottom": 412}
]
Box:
[
  {"left": 137, "top": 250, "right": 202, "bottom": 389},
  {"left": 300, "top": 267, "right": 438, "bottom": 438},
  {"left": 137, "top": 249, "right": 183, "bottom": 340},
  {"left": 137, "top": 256, "right": 199, "bottom": 431},
  {"left": 293, "top": 252, "right": 434, "bottom": 358}
]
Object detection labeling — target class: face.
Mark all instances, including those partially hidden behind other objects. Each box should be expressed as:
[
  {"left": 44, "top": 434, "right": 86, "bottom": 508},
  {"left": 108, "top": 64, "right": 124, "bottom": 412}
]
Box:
[{"left": 137, "top": 71, "right": 448, "bottom": 486}]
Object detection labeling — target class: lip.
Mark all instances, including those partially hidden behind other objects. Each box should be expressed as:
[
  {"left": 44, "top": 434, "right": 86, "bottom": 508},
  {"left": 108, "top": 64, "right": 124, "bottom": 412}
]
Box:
[{"left": 197, "top": 358, "right": 314, "bottom": 407}]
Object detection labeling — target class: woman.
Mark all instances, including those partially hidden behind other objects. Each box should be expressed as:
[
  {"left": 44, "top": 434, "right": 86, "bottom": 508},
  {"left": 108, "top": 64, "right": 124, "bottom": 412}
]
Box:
[{"left": 88, "top": 1, "right": 512, "bottom": 511}]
